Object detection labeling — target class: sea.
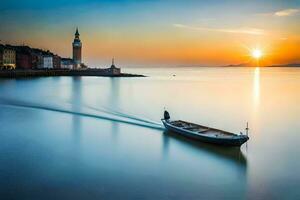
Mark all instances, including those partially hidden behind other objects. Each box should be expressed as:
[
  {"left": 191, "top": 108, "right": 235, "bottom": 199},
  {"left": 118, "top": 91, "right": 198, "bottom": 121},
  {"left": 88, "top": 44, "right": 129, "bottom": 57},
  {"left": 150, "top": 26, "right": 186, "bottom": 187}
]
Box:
[{"left": 0, "top": 67, "right": 299, "bottom": 199}]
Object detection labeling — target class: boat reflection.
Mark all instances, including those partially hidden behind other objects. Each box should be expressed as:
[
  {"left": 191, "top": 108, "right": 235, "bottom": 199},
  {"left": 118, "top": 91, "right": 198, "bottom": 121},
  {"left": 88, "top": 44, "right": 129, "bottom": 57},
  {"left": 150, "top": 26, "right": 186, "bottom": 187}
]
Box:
[{"left": 162, "top": 130, "right": 247, "bottom": 167}]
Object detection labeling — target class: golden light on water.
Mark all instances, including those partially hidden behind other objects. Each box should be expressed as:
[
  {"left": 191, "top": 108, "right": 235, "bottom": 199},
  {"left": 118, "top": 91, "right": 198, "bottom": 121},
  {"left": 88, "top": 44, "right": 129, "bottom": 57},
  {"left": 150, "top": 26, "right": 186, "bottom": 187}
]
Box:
[{"left": 253, "top": 67, "right": 260, "bottom": 107}]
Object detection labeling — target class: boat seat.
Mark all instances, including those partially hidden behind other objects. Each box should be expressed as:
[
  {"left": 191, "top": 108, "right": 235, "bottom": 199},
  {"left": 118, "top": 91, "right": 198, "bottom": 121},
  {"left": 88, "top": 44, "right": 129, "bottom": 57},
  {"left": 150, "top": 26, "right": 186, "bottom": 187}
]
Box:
[
  {"left": 184, "top": 126, "right": 198, "bottom": 130},
  {"left": 198, "top": 129, "right": 210, "bottom": 133},
  {"left": 171, "top": 121, "right": 184, "bottom": 126},
  {"left": 173, "top": 123, "right": 184, "bottom": 127}
]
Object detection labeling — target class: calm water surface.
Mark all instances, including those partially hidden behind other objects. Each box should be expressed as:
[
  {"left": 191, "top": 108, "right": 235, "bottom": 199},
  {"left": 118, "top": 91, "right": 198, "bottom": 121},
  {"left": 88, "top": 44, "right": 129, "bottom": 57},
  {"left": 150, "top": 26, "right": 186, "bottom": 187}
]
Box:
[{"left": 0, "top": 67, "right": 300, "bottom": 199}]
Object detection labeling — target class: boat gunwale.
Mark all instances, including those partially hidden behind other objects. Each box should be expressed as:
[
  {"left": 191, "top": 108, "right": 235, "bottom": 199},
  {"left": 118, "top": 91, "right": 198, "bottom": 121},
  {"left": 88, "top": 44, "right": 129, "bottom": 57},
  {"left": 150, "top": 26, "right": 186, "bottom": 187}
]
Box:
[{"left": 164, "top": 119, "right": 244, "bottom": 139}]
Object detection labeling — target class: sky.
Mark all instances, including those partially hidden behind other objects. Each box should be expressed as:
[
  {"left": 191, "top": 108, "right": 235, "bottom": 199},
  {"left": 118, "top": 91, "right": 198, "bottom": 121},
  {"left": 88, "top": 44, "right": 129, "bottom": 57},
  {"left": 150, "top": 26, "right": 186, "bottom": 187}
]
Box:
[{"left": 0, "top": 0, "right": 300, "bottom": 67}]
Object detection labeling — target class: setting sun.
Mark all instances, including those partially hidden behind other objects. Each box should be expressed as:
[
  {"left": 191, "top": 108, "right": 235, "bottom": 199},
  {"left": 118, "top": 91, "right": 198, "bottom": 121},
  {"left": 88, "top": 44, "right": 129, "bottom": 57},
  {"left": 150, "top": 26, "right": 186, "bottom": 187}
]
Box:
[{"left": 252, "top": 49, "right": 263, "bottom": 59}]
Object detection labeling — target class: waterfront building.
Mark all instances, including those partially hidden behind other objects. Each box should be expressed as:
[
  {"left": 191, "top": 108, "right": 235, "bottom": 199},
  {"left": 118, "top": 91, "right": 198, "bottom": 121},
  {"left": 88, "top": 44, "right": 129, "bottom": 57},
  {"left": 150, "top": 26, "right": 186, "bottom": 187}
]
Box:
[
  {"left": 0, "top": 45, "right": 16, "bottom": 69},
  {"left": 0, "top": 45, "right": 3, "bottom": 69},
  {"left": 61, "top": 58, "right": 74, "bottom": 69},
  {"left": 53, "top": 55, "right": 61, "bottom": 69},
  {"left": 72, "top": 28, "right": 82, "bottom": 69},
  {"left": 31, "top": 49, "right": 44, "bottom": 69},
  {"left": 42, "top": 55, "right": 53, "bottom": 69},
  {"left": 15, "top": 46, "right": 32, "bottom": 69},
  {"left": 107, "top": 58, "right": 121, "bottom": 75}
]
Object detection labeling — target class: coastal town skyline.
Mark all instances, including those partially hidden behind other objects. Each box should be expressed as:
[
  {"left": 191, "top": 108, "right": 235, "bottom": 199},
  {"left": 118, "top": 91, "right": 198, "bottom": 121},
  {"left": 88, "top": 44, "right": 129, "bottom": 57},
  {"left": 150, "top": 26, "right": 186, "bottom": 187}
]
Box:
[
  {"left": 0, "top": 28, "right": 122, "bottom": 77},
  {"left": 0, "top": 29, "right": 86, "bottom": 70},
  {"left": 1, "top": 0, "right": 300, "bottom": 67}
]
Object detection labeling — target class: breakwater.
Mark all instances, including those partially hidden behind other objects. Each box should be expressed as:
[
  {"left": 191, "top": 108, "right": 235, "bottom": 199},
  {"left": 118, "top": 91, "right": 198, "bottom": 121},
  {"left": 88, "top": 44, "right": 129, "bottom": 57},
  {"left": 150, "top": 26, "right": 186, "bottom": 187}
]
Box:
[{"left": 0, "top": 69, "right": 145, "bottom": 78}]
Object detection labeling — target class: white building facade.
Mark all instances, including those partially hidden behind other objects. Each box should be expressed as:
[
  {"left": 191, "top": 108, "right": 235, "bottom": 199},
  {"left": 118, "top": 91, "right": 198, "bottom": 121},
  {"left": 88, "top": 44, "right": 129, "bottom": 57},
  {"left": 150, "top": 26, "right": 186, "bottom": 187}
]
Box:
[{"left": 42, "top": 56, "right": 53, "bottom": 69}]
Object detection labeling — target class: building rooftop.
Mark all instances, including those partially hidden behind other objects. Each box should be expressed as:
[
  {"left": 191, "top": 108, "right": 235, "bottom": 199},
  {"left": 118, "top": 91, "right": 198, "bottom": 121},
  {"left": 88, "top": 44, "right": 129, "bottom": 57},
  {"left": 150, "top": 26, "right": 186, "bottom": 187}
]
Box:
[
  {"left": 61, "top": 58, "right": 73, "bottom": 62},
  {"left": 14, "top": 46, "right": 32, "bottom": 55},
  {"left": 2, "top": 44, "right": 16, "bottom": 51}
]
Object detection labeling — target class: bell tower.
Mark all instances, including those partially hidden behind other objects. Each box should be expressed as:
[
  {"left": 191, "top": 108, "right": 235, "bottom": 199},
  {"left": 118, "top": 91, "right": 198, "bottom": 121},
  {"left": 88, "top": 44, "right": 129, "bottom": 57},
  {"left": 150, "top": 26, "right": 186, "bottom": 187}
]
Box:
[{"left": 72, "top": 27, "right": 82, "bottom": 69}]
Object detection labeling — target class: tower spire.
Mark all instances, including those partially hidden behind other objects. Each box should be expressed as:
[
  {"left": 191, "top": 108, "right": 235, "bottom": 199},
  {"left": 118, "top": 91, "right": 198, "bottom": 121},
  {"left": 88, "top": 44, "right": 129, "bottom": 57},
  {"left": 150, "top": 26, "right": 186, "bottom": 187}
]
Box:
[
  {"left": 111, "top": 57, "right": 116, "bottom": 68},
  {"left": 75, "top": 27, "right": 80, "bottom": 37}
]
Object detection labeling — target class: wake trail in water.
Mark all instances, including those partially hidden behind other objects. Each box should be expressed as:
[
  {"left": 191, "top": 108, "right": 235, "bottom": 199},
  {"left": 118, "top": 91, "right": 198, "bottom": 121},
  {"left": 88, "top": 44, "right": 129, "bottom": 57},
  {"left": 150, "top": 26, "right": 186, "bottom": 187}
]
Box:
[
  {"left": 81, "top": 104, "right": 162, "bottom": 126},
  {"left": 0, "top": 98, "right": 165, "bottom": 130},
  {"left": 63, "top": 98, "right": 162, "bottom": 126}
]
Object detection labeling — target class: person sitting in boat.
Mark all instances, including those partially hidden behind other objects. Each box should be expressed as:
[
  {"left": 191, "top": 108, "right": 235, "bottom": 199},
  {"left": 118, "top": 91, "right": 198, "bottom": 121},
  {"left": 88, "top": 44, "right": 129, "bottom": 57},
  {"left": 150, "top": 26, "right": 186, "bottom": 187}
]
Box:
[{"left": 164, "top": 110, "right": 170, "bottom": 120}]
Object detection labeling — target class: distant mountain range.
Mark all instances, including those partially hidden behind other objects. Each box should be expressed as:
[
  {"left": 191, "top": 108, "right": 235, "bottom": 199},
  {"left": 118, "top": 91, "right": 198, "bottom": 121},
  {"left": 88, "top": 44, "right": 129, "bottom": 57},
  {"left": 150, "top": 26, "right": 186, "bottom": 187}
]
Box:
[
  {"left": 264, "top": 63, "right": 300, "bottom": 67},
  {"left": 221, "top": 63, "right": 248, "bottom": 67},
  {"left": 220, "top": 63, "right": 300, "bottom": 67}
]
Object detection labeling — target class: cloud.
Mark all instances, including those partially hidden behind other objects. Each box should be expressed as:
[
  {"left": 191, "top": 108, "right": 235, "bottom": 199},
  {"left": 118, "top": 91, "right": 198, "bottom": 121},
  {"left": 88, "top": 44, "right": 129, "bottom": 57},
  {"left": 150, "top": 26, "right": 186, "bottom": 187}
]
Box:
[
  {"left": 173, "top": 24, "right": 265, "bottom": 35},
  {"left": 274, "top": 9, "right": 299, "bottom": 17},
  {"left": 256, "top": 8, "right": 299, "bottom": 17}
]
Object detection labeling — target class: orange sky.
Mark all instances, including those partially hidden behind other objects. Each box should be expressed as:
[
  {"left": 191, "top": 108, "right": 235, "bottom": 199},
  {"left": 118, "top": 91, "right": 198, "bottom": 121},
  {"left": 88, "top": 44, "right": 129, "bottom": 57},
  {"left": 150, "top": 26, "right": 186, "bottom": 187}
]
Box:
[{"left": 1, "top": 0, "right": 300, "bottom": 67}]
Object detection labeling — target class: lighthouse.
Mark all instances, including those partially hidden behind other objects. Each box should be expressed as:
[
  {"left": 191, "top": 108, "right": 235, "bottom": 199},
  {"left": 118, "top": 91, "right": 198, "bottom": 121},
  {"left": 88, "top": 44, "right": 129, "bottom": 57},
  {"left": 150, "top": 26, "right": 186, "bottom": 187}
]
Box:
[{"left": 72, "top": 28, "right": 82, "bottom": 69}]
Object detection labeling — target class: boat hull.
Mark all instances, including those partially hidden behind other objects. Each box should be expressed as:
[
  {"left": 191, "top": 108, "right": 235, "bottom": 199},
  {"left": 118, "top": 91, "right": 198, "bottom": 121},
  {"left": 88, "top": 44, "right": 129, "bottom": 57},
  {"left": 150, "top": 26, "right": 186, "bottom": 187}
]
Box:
[{"left": 162, "top": 120, "right": 248, "bottom": 146}]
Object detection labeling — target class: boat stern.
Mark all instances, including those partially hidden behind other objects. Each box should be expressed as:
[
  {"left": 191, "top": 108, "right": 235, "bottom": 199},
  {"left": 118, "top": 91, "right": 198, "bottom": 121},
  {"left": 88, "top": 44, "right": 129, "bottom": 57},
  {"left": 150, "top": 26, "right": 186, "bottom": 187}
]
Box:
[{"left": 235, "top": 135, "right": 249, "bottom": 146}]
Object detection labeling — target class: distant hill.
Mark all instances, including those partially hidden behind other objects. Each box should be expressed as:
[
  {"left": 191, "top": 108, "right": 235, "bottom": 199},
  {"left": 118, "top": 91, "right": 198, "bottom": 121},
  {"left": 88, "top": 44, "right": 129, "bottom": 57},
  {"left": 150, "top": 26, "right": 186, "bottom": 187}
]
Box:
[
  {"left": 265, "top": 63, "right": 300, "bottom": 67},
  {"left": 220, "top": 63, "right": 300, "bottom": 67},
  {"left": 219, "top": 63, "right": 249, "bottom": 67}
]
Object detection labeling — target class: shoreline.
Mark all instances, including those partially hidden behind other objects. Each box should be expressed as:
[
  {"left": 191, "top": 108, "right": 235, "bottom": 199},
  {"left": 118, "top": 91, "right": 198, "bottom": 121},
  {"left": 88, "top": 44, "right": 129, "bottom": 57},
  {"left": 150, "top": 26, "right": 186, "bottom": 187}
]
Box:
[{"left": 0, "top": 69, "right": 145, "bottom": 78}]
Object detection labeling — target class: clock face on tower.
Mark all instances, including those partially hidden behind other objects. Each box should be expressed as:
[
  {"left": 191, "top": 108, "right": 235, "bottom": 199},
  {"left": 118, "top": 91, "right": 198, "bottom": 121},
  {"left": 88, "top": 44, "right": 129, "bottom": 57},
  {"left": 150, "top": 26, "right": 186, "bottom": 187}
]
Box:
[{"left": 73, "top": 42, "right": 81, "bottom": 47}]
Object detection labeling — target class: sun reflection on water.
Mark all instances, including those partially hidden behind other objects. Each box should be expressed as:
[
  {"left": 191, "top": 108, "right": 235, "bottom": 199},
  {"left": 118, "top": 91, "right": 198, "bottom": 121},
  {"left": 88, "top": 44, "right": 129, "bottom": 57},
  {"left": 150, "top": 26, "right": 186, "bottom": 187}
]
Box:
[{"left": 253, "top": 67, "right": 260, "bottom": 107}]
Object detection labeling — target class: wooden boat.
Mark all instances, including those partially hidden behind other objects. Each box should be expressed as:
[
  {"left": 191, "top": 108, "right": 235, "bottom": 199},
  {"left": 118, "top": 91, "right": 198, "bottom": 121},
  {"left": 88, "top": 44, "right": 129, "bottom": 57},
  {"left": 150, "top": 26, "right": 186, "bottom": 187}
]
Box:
[{"left": 161, "top": 111, "right": 249, "bottom": 146}]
